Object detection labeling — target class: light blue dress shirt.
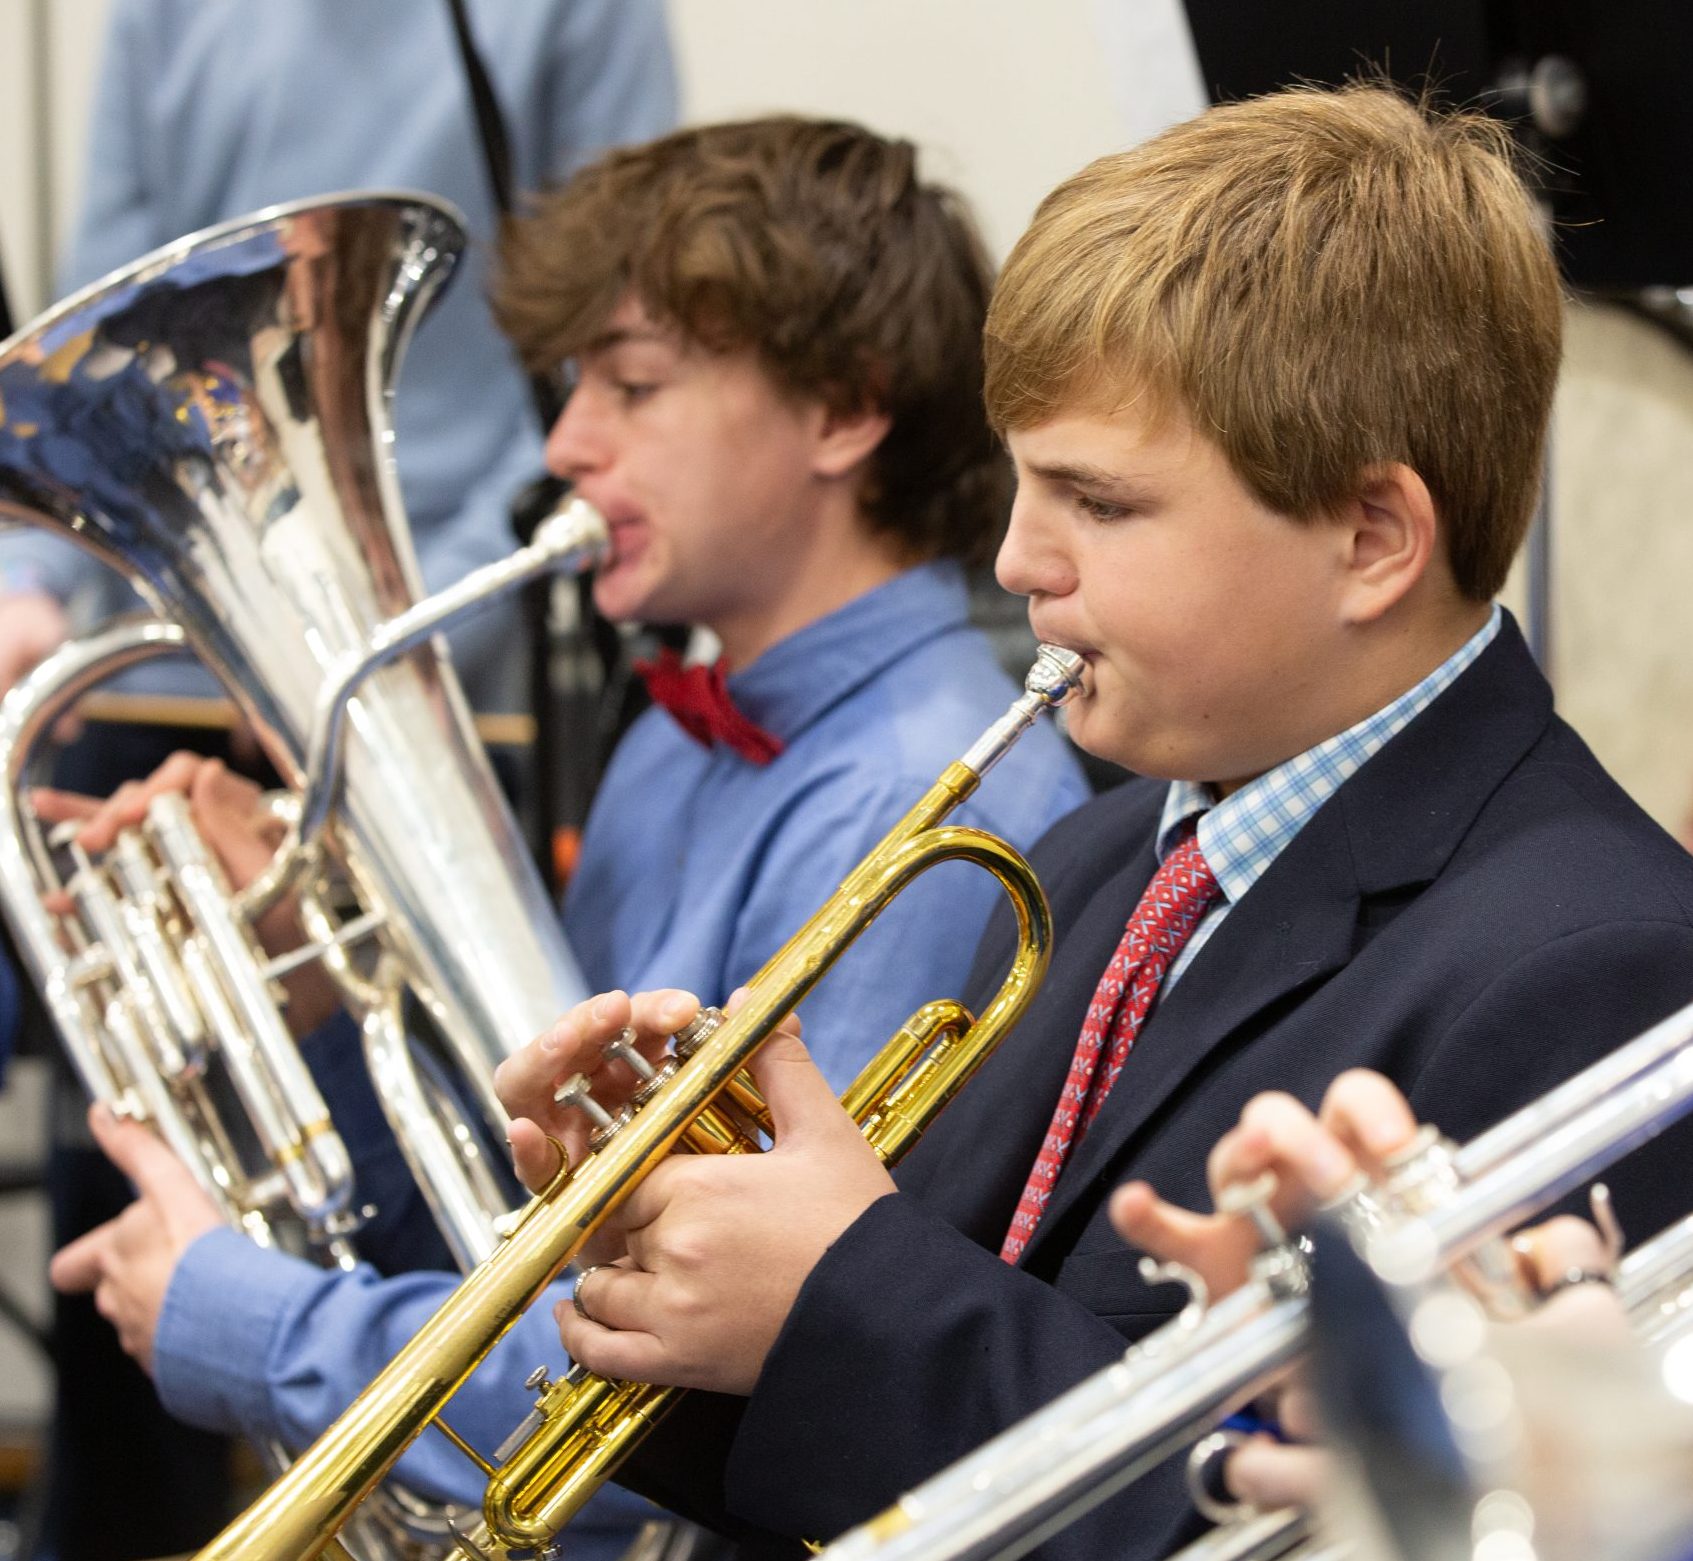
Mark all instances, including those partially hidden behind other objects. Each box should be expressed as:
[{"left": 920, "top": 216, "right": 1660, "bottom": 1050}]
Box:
[
  {"left": 150, "top": 562, "right": 1089, "bottom": 1555},
  {"left": 0, "top": 0, "right": 676, "bottom": 710},
  {"left": 1158, "top": 605, "right": 1503, "bottom": 988}
]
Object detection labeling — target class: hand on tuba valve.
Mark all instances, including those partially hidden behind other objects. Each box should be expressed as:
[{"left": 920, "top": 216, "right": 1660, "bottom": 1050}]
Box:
[{"left": 32, "top": 753, "right": 345, "bottom": 1038}]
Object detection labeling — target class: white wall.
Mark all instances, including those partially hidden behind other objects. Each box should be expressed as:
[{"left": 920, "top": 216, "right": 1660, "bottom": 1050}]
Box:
[
  {"left": 10, "top": 0, "right": 1197, "bottom": 297},
  {"left": 0, "top": 0, "right": 110, "bottom": 319},
  {"left": 668, "top": 0, "right": 1199, "bottom": 261}
]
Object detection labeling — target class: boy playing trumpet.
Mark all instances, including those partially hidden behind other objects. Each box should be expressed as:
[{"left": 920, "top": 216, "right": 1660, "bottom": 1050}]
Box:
[{"left": 496, "top": 83, "right": 1693, "bottom": 1558}]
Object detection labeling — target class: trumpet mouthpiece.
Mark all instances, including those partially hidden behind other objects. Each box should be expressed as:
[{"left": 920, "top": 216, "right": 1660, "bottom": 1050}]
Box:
[{"left": 1027, "top": 644, "right": 1087, "bottom": 707}]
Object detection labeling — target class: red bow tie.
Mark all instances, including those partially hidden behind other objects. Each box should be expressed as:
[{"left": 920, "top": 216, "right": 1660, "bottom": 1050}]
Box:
[{"left": 633, "top": 647, "right": 785, "bottom": 766}]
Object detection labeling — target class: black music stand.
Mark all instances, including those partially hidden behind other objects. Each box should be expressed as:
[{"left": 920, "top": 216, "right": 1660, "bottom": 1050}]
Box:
[{"left": 1181, "top": 0, "right": 1693, "bottom": 290}]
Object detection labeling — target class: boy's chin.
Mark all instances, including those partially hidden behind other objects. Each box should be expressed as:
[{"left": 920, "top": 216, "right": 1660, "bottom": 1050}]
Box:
[
  {"left": 1063, "top": 706, "right": 1140, "bottom": 774},
  {"left": 592, "top": 571, "right": 666, "bottom": 627}
]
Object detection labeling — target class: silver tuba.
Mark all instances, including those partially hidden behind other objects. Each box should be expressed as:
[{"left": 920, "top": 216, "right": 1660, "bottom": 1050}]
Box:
[{"left": 0, "top": 193, "right": 606, "bottom": 1551}]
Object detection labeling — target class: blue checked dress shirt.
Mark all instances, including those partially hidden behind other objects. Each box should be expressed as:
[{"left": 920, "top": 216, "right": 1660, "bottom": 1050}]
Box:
[
  {"left": 148, "top": 562, "right": 1088, "bottom": 1557},
  {"left": 1156, "top": 606, "right": 1503, "bottom": 989}
]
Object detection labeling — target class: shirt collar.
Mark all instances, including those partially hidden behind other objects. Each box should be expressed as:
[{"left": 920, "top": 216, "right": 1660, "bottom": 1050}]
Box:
[
  {"left": 721, "top": 562, "right": 974, "bottom": 746},
  {"left": 1157, "top": 605, "right": 1503, "bottom": 903}
]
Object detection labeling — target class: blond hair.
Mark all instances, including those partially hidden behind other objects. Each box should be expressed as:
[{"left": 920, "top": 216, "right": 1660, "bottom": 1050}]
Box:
[{"left": 985, "top": 84, "right": 1563, "bottom": 600}]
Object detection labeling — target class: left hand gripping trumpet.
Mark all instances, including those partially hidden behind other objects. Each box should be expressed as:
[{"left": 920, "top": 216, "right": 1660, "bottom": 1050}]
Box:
[{"left": 190, "top": 643, "right": 1087, "bottom": 1561}]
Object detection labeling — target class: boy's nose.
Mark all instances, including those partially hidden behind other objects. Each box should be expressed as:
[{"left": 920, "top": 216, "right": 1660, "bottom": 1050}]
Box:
[
  {"left": 996, "top": 494, "right": 1073, "bottom": 601},
  {"left": 544, "top": 392, "right": 609, "bottom": 481}
]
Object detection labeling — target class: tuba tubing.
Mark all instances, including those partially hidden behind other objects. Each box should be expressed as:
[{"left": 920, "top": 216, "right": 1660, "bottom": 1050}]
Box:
[
  {"left": 817, "top": 994, "right": 1693, "bottom": 1561},
  {"left": 0, "top": 193, "right": 610, "bottom": 1557},
  {"left": 189, "top": 645, "right": 1086, "bottom": 1561}
]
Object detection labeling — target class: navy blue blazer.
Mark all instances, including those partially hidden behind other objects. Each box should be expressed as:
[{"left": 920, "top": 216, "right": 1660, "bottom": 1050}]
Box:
[{"left": 625, "top": 617, "right": 1693, "bottom": 1559}]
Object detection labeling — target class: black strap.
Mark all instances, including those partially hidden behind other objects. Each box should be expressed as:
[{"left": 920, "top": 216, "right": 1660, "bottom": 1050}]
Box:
[
  {"left": 442, "top": 0, "right": 562, "bottom": 431},
  {"left": 441, "top": 0, "right": 633, "bottom": 890}
]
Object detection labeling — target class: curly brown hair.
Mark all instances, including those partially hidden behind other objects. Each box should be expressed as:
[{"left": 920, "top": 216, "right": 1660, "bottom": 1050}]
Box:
[{"left": 494, "top": 116, "right": 1008, "bottom": 567}]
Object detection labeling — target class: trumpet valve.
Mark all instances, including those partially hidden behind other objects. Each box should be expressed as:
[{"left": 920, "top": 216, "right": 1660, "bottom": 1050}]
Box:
[
  {"left": 552, "top": 1073, "right": 634, "bottom": 1153},
  {"left": 1216, "top": 1170, "right": 1287, "bottom": 1249},
  {"left": 1218, "top": 1171, "right": 1314, "bottom": 1298},
  {"left": 1376, "top": 1124, "right": 1468, "bottom": 1224},
  {"left": 672, "top": 1006, "right": 727, "bottom": 1058},
  {"left": 602, "top": 1028, "right": 656, "bottom": 1081},
  {"left": 604, "top": 1025, "right": 683, "bottom": 1105}
]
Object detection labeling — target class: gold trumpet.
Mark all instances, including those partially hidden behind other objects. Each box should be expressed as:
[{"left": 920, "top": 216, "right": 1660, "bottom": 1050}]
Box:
[{"left": 192, "top": 644, "right": 1087, "bottom": 1561}]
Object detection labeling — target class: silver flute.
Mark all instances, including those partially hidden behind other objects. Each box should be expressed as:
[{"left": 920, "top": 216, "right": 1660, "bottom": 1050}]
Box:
[{"left": 819, "top": 995, "right": 1693, "bottom": 1561}]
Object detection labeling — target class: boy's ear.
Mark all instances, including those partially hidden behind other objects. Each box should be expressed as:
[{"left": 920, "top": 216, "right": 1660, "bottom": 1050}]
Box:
[
  {"left": 1340, "top": 462, "right": 1441, "bottom": 624},
  {"left": 811, "top": 401, "right": 893, "bottom": 481}
]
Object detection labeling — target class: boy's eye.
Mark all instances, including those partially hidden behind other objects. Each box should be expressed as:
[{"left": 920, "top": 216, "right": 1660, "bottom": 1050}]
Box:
[
  {"left": 1075, "top": 491, "right": 1134, "bottom": 523},
  {"left": 616, "top": 381, "right": 658, "bottom": 406}
]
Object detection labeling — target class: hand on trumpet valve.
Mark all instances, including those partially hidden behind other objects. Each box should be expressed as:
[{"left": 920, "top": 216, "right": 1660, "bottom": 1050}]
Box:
[
  {"left": 47, "top": 1103, "right": 222, "bottom": 1372},
  {"left": 497, "top": 986, "right": 896, "bottom": 1394},
  {"left": 497, "top": 987, "right": 697, "bottom": 1200},
  {"left": 1111, "top": 1072, "right": 1423, "bottom": 1526}
]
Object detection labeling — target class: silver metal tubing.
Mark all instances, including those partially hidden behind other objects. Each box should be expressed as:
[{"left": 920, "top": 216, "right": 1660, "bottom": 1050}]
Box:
[
  {"left": 288, "top": 496, "right": 609, "bottom": 856},
  {"left": 961, "top": 646, "right": 1086, "bottom": 777},
  {"left": 820, "top": 995, "right": 1693, "bottom": 1561},
  {"left": 1618, "top": 1210, "right": 1693, "bottom": 1346}
]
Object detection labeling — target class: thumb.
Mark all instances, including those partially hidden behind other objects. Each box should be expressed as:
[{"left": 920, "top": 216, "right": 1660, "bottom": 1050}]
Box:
[
  {"left": 746, "top": 1026, "right": 846, "bottom": 1147},
  {"left": 49, "top": 1224, "right": 113, "bottom": 1294}
]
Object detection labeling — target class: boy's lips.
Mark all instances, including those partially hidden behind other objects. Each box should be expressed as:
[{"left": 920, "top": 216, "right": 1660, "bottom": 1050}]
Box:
[
  {"left": 604, "top": 517, "right": 647, "bottom": 566},
  {"left": 1032, "top": 630, "right": 1097, "bottom": 665}
]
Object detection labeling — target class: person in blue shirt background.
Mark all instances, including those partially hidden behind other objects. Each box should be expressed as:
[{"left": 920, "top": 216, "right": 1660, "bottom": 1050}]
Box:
[
  {"left": 0, "top": 0, "right": 677, "bottom": 715},
  {"left": 0, "top": 6, "right": 675, "bottom": 1557},
  {"left": 41, "top": 115, "right": 1089, "bottom": 1559}
]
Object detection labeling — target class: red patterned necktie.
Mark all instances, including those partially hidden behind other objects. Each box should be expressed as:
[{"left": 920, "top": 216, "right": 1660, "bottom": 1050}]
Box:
[
  {"left": 633, "top": 647, "right": 785, "bottom": 766},
  {"left": 1000, "top": 827, "right": 1220, "bottom": 1263}
]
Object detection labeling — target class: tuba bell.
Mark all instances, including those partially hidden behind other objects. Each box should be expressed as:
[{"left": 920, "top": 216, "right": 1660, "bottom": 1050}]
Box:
[{"left": 0, "top": 193, "right": 607, "bottom": 1554}]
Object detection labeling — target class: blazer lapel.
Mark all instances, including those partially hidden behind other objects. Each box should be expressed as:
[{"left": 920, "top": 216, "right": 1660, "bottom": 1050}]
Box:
[
  {"left": 1019, "top": 615, "right": 1555, "bottom": 1269},
  {"left": 1022, "top": 806, "right": 1364, "bottom": 1265}
]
